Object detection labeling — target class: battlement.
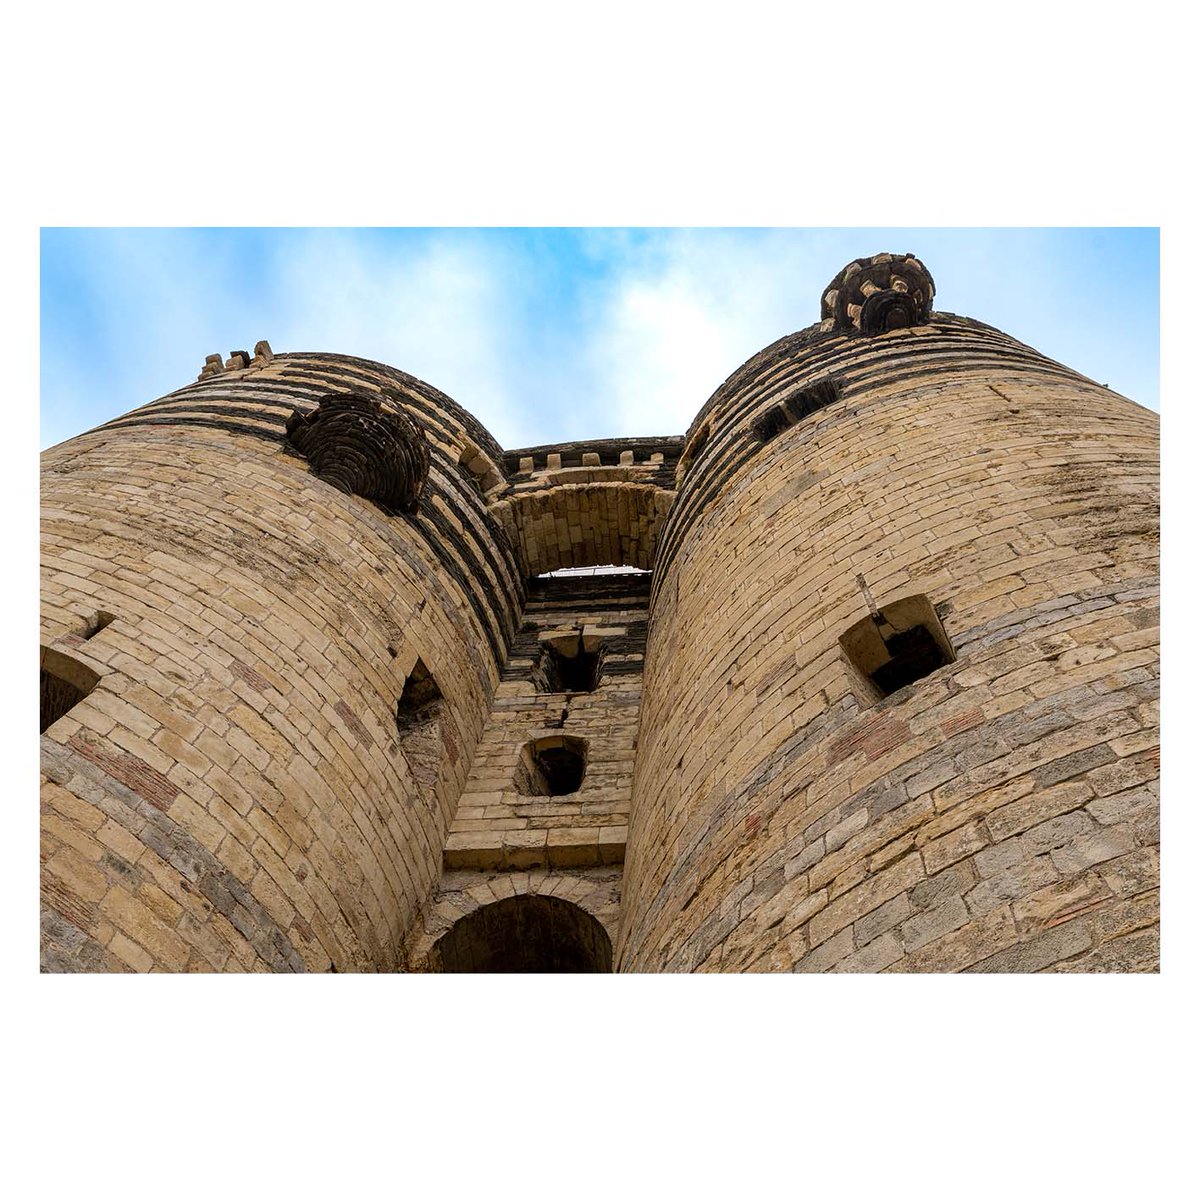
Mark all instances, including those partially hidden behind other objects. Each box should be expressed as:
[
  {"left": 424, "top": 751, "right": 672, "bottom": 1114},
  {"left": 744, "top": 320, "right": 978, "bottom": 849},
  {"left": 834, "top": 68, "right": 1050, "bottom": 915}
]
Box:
[{"left": 503, "top": 437, "right": 684, "bottom": 481}]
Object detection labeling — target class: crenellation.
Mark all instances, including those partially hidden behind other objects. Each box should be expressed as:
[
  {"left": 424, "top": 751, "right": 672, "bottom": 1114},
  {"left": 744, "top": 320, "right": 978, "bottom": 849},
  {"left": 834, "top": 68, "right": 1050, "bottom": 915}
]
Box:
[{"left": 198, "top": 353, "right": 225, "bottom": 380}]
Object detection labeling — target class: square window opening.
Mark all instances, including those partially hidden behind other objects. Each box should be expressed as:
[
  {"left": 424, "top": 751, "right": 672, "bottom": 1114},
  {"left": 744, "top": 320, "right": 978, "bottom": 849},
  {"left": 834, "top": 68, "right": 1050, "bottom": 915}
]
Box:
[
  {"left": 533, "top": 635, "right": 605, "bottom": 694},
  {"left": 839, "top": 594, "right": 955, "bottom": 701}
]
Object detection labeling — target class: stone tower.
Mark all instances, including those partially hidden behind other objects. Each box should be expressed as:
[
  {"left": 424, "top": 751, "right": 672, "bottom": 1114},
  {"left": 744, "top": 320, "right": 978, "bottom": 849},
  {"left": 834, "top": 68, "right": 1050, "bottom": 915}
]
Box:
[{"left": 39, "top": 254, "right": 1159, "bottom": 973}]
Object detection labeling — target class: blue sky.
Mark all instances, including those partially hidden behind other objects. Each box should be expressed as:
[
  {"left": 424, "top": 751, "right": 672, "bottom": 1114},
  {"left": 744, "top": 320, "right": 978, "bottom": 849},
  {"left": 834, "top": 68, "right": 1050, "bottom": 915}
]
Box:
[{"left": 40, "top": 228, "right": 1159, "bottom": 450}]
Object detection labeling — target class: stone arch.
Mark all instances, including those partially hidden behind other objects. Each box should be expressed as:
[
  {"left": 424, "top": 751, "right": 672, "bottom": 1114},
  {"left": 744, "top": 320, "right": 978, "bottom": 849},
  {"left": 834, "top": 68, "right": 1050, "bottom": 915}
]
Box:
[
  {"left": 492, "top": 483, "right": 672, "bottom": 576},
  {"left": 428, "top": 892, "right": 613, "bottom": 972},
  {"left": 407, "top": 868, "right": 621, "bottom": 970}
]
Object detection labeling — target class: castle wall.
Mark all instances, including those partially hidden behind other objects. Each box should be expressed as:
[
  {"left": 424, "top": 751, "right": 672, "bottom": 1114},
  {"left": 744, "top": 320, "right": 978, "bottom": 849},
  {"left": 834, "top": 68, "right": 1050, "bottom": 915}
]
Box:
[
  {"left": 617, "top": 316, "right": 1159, "bottom": 972},
  {"left": 40, "top": 353, "right": 522, "bottom": 971},
  {"left": 443, "top": 572, "right": 649, "bottom": 871}
]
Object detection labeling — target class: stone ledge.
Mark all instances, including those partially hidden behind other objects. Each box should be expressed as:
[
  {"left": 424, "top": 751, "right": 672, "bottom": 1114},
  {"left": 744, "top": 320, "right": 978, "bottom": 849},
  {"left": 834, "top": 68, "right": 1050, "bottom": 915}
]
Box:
[{"left": 443, "top": 824, "right": 626, "bottom": 871}]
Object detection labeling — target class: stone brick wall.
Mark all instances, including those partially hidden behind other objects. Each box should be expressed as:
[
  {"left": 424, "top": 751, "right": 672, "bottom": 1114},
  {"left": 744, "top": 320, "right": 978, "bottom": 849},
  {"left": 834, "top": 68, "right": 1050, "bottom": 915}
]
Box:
[
  {"left": 616, "top": 316, "right": 1159, "bottom": 972},
  {"left": 40, "top": 353, "right": 522, "bottom": 971},
  {"left": 444, "top": 573, "right": 647, "bottom": 872}
]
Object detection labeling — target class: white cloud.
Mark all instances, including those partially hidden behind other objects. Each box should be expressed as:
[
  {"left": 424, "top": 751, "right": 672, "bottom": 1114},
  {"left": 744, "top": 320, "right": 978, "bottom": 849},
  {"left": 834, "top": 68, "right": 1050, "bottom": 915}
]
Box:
[
  {"left": 42, "top": 229, "right": 1158, "bottom": 453},
  {"left": 579, "top": 229, "right": 844, "bottom": 438},
  {"left": 41, "top": 230, "right": 534, "bottom": 449},
  {"left": 578, "top": 228, "right": 1160, "bottom": 437},
  {"left": 266, "top": 231, "right": 529, "bottom": 445}
]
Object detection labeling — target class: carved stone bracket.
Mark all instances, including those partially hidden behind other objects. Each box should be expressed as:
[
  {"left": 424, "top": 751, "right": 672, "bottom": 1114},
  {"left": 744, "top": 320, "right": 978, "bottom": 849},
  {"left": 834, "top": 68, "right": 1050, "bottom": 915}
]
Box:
[
  {"left": 285, "top": 389, "right": 430, "bottom": 514},
  {"left": 821, "top": 253, "right": 936, "bottom": 335}
]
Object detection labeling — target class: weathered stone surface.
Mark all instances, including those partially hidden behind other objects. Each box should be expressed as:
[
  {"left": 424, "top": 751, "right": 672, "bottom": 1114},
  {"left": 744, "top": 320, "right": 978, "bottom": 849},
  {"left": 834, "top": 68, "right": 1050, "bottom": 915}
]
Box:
[
  {"left": 968, "top": 919, "right": 1093, "bottom": 973},
  {"left": 974, "top": 813, "right": 1095, "bottom": 878},
  {"left": 985, "top": 780, "right": 1094, "bottom": 843},
  {"left": 1096, "top": 847, "right": 1159, "bottom": 898},
  {"left": 1087, "top": 785, "right": 1157, "bottom": 826},
  {"left": 923, "top": 819, "right": 991, "bottom": 875},
  {"left": 854, "top": 893, "right": 910, "bottom": 945},
  {"left": 834, "top": 931, "right": 904, "bottom": 972},
  {"left": 896, "top": 906, "right": 1020, "bottom": 973},
  {"left": 901, "top": 895, "right": 970, "bottom": 951},
  {"left": 1012, "top": 871, "right": 1113, "bottom": 935},
  {"left": 966, "top": 856, "right": 1061, "bottom": 916},
  {"left": 792, "top": 926, "right": 854, "bottom": 973},
  {"left": 1053, "top": 927, "right": 1158, "bottom": 973},
  {"left": 1050, "top": 826, "right": 1139, "bottom": 875},
  {"left": 909, "top": 861, "right": 975, "bottom": 912}
]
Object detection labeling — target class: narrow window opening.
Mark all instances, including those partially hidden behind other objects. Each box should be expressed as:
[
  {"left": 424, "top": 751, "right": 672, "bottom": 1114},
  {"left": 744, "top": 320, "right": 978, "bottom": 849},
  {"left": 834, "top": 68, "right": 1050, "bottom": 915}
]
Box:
[
  {"left": 533, "top": 633, "right": 605, "bottom": 693},
  {"left": 83, "top": 611, "right": 115, "bottom": 640},
  {"left": 751, "top": 377, "right": 842, "bottom": 442},
  {"left": 752, "top": 406, "right": 793, "bottom": 442},
  {"left": 40, "top": 648, "right": 100, "bottom": 733},
  {"left": 396, "top": 657, "right": 445, "bottom": 789},
  {"left": 513, "top": 735, "right": 587, "bottom": 796},
  {"left": 396, "top": 657, "right": 442, "bottom": 728},
  {"left": 839, "top": 593, "right": 955, "bottom": 700}
]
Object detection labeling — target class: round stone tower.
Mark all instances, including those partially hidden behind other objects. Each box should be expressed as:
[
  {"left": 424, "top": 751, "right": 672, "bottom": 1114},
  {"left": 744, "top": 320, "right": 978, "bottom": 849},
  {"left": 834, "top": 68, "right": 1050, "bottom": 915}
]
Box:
[
  {"left": 40, "top": 349, "right": 522, "bottom": 971},
  {"left": 40, "top": 253, "right": 1159, "bottom": 973},
  {"left": 616, "top": 253, "right": 1159, "bottom": 972}
]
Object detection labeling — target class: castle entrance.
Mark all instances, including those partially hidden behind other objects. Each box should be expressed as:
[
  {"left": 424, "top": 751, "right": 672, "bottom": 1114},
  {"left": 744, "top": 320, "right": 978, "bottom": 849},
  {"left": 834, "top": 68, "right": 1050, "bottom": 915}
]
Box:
[{"left": 428, "top": 894, "right": 613, "bottom": 973}]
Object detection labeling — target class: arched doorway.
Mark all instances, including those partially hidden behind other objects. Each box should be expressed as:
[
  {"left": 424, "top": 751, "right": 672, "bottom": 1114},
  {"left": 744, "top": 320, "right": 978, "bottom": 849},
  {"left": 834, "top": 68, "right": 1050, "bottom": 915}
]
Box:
[{"left": 429, "top": 894, "right": 613, "bottom": 973}]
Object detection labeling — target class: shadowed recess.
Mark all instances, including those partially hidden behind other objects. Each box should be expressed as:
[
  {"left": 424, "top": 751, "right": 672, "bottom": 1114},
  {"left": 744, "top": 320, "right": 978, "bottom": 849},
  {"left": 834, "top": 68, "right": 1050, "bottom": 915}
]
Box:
[
  {"left": 285, "top": 388, "right": 430, "bottom": 513},
  {"left": 534, "top": 635, "right": 605, "bottom": 693},
  {"left": 40, "top": 647, "right": 100, "bottom": 733},
  {"left": 840, "top": 594, "right": 956, "bottom": 699},
  {"left": 430, "top": 894, "right": 613, "bottom": 972},
  {"left": 513, "top": 734, "right": 588, "bottom": 796}
]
